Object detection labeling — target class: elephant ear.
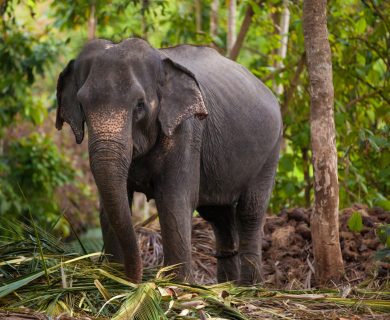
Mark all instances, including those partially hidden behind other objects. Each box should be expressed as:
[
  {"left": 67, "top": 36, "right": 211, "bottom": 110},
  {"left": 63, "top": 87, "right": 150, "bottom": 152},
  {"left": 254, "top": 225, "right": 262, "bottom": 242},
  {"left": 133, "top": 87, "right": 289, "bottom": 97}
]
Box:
[
  {"left": 158, "top": 58, "right": 208, "bottom": 136},
  {"left": 56, "top": 59, "right": 85, "bottom": 144}
]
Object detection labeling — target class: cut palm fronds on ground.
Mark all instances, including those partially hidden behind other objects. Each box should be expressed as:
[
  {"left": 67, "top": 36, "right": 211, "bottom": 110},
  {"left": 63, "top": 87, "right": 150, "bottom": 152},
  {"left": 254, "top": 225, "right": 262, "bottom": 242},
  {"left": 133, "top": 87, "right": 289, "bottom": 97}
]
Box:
[{"left": 0, "top": 218, "right": 389, "bottom": 319}]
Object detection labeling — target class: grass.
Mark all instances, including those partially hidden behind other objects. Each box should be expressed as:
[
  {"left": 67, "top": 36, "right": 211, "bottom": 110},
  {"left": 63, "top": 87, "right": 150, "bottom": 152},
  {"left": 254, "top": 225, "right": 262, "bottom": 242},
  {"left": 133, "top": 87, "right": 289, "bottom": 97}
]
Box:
[{"left": 0, "top": 218, "right": 389, "bottom": 319}]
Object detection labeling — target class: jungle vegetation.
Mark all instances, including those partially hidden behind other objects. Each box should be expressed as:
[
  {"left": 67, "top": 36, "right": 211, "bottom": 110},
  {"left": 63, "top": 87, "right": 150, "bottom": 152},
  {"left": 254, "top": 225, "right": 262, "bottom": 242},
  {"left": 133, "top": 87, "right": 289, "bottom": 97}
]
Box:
[{"left": 0, "top": 0, "right": 388, "bottom": 231}]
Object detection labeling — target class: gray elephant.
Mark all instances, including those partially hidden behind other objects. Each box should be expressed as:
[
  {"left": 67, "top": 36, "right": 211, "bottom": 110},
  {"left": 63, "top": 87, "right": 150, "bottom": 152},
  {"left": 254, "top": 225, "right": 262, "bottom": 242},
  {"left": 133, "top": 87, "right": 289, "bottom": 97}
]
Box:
[{"left": 56, "top": 38, "right": 282, "bottom": 285}]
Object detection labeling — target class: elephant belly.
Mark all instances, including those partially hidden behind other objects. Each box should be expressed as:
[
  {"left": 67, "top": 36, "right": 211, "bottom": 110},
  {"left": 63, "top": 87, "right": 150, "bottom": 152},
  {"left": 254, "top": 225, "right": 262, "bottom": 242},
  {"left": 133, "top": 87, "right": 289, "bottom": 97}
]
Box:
[
  {"left": 198, "top": 142, "right": 269, "bottom": 206},
  {"left": 197, "top": 107, "right": 279, "bottom": 206}
]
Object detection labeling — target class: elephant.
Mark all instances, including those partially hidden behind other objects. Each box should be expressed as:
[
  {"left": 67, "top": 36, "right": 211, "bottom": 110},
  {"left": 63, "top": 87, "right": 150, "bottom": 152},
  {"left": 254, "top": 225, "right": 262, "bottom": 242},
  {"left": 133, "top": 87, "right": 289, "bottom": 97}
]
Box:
[{"left": 56, "top": 37, "right": 282, "bottom": 285}]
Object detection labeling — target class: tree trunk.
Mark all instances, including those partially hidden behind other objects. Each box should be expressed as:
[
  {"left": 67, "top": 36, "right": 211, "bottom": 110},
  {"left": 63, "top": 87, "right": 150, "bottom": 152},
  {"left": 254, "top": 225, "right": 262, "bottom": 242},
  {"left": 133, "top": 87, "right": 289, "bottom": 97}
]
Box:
[
  {"left": 210, "top": 0, "right": 218, "bottom": 41},
  {"left": 303, "top": 0, "right": 344, "bottom": 285},
  {"left": 195, "top": 0, "right": 202, "bottom": 34},
  {"left": 227, "top": 0, "right": 236, "bottom": 56},
  {"left": 274, "top": 0, "right": 290, "bottom": 96},
  {"left": 302, "top": 147, "right": 311, "bottom": 207},
  {"left": 88, "top": 3, "right": 96, "bottom": 40},
  {"left": 141, "top": 0, "right": 149, "bottom": 39}
]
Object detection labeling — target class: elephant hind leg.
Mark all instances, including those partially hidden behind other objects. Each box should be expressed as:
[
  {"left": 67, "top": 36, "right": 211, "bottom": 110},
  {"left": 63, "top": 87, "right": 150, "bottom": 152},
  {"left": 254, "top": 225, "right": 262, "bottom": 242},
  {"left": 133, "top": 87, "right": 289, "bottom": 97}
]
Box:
[
  {"left": 198, "top": 205, "right": 240, "bottom": 283},
  {"left": 237, "top": 144, "right": 280, "bottom": 285}
]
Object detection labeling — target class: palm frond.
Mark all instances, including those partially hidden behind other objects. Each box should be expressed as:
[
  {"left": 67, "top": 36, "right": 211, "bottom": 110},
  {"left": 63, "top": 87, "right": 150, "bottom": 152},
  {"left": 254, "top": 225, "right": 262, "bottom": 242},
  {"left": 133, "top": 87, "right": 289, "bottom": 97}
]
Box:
[
  {"left": 1, "top": 218, "right": 389, "bottom": 319},
  {"left": 112, "top": 282, "right": 167, "bottom": 320}
]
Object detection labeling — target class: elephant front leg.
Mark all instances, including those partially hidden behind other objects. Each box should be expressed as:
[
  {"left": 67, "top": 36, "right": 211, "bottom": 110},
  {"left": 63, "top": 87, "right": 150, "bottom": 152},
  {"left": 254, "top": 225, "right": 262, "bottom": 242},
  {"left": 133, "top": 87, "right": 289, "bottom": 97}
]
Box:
[{"left": 155, "top": 195, "right": 194, "bottom": 282}]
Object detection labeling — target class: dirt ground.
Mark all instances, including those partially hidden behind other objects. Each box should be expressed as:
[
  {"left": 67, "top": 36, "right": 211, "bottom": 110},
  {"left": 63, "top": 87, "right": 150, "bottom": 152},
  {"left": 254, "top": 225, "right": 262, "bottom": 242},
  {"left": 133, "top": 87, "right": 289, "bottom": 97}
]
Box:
[{"left": 137, "top": 204, "right": 390, "bottom": 288}]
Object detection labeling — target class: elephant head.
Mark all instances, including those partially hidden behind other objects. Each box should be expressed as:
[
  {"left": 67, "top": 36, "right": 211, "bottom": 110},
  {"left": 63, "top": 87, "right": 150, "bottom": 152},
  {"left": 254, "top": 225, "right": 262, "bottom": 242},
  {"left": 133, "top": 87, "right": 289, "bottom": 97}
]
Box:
[{"left": 56, "top": 38, "right": 207, "bottom": 282}]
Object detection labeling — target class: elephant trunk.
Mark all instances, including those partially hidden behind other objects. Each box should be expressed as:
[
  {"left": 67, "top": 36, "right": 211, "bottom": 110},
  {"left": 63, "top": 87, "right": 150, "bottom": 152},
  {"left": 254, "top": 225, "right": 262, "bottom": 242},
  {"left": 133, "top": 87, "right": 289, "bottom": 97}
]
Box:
[{"left": 89, "top": 138, "right": 142, "bottom": 283}]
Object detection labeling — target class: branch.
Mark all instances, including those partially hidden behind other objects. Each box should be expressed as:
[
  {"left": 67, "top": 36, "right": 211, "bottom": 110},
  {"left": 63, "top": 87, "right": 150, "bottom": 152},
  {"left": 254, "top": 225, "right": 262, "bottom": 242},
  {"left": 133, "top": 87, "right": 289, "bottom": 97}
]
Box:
[
  {"left": 262, "top": 52, "right": 305, "bottom": 83},
  {"left": 352, "top": 73, "right": 390, "bottom": 105},
  {"left": 229, "top": 4, "right": 253, "bottom": 60},
  {"left": 345, "top": 89, "right": 381, "bottom": 109},
  {"left": 229, "top": 1, "right": 263, "bottom": 61},
  {"left": 262, "top": 66, "right": 287, "bottom": 82},
  {"left": 350, "top": 36, "right": 390, "bottom": 70},
  {"left": 241, "top": 45, "right": 268, "bottom": 59},
  {"left": 87, "top": 3, "right": 96, "bottom": 40},
  {"left": 366, "top": 0, "right": 390, "bottom": 30},
  {"left": 282, "top": 52, "right": 306, "bottom": 115}
]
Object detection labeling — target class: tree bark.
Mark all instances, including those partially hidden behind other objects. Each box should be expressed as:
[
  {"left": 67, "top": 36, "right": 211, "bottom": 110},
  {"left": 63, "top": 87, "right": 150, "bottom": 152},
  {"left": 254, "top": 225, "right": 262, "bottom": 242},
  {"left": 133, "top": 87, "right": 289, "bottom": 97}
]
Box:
[
  {"left": 88, "top": 3, "right": 96, "bottom": 40},
  {"left": 302, "top": 147, "right": 311, "bottom": 207},
  {"left": 229, "top": 3, "right": 255, "bottom": 61},
  {"left": 227, "top": 0, "right": 236, "bottom": 56},
  {"left": 195, "top": 0, "right": 202, "bottom": 34},
  {"left": 210, "top": 0, "right": 218, "bottom": 41},
  {"left": 274, "top": 0, "right": 290, "bottom": 96},
  {"left": 141, "top": 0, "right": 149, "bottom": 39},
  {"left": 303, "top": 0, "right": 344, "bottom": 285}
]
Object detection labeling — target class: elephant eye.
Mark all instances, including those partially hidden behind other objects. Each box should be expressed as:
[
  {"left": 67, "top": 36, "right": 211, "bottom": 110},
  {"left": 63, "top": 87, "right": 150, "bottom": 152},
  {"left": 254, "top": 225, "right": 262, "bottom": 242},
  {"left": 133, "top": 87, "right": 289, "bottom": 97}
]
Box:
[
  {"left": 137, "top": 100, "right": 145, "bottom": 112},
  {"left": 135, "top": 99, "right": 146, "bottom": 121}
]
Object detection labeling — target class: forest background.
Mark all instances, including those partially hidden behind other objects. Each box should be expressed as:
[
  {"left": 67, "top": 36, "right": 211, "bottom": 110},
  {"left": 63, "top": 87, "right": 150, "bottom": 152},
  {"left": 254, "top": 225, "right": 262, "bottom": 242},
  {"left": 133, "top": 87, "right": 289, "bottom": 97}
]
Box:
[{"left": 0, "top": 0, "right": 389, "bottom": 237}]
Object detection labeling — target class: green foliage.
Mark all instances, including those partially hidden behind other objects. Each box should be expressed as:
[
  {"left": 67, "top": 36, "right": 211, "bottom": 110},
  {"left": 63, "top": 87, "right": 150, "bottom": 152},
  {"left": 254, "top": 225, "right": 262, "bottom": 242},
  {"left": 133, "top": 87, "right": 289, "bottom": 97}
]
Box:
[
  {"left": 375, "top": 224, "right": 390, "bottom": 262},
  {"left": 347, "top": 212, "right": 364, "bottom": 233},
  {"left": 0, "top": 133, "right": 74, "bottom": 231},
  {"left": 377, "top": 224, "right": 390, "bottom": 248},
  {"left": 0, "top": 1, "right": 86, "bottom": 234},
  {"left": 1, "top": 221, "right": 390, "bottom": 317},
  {"left": 112, "top": 283, "right": 167, "bottom": 320},
  {"left": 0, "top": 0, "right": 389, "bottom": 227},
  {"left": 0, "top": 0, "right": 58, "bottom": 131},
  {"left": 240, "top": 0, "right": 390, "bottom": 211}
]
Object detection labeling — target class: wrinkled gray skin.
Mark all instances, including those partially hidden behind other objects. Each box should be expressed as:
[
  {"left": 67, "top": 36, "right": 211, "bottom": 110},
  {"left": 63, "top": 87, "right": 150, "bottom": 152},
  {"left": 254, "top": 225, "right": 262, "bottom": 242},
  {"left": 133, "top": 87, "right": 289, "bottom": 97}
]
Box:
[{"left": 56, "top": 38, "right": 282, "bottom": 285}]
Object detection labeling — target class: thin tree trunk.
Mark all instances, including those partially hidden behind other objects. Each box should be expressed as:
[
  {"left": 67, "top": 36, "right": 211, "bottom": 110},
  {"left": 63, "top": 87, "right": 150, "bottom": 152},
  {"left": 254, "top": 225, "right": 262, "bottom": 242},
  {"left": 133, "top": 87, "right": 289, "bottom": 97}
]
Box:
[
  {"left": 88, "top": 2, "right": 96, "bottom": 40},
  {"left": 227, "top": 0, "right": 236, "bottom": 55},
  {"left": 141, "top": 0, "right": 149, "bottom": 39},
  {"left": 302, "top": 147, "right": 311, "bottom": 207},
  {"left": 141, "top": 14, "right": 147, "bottom": 39},
  {"left": 303, "top": 0, "right": 344, "bottom": 285},
  {"left": 210, "top": 0, "right": 218, "bottom": 40},
  {"left": 274, "top": 0, "right": 290, "bottom": 96},
  {"left": 195, "top": 0, "right": 202, "bottom": 34},
  {"left": 229, "top": 3, "right": 255, "bottom": 61},
  {"left": 270, "top": 11, "right": 280, "bottom": 89}
]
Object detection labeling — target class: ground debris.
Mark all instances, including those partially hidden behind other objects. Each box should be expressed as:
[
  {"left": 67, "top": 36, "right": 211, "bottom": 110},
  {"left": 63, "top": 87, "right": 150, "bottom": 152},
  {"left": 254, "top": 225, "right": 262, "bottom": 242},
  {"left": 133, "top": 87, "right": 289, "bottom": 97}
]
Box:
[
  {"left": 137, "top": 205, "right": 389, "bottom": 287},
  {"left": 1, "top": 206, "right": 389, "bottom": 320}
]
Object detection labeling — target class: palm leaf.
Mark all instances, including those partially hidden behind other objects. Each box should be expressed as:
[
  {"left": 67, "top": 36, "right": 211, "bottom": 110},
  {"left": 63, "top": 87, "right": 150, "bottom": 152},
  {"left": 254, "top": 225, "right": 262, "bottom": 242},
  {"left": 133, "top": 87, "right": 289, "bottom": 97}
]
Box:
[
  {"left": 112, "top": 283, "right": 167, "bottom": 320},
  {"left": 0, "top": 252, "right": 101, "bottom": 298}
]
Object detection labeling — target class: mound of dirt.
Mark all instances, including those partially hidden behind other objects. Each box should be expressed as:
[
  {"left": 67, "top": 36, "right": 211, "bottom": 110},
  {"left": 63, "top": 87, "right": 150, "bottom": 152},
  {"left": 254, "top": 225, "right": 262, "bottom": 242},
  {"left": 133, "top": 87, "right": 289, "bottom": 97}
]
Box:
[
  {"left": 262, "top": 205, "right": 389, "bottom": 288},
  {"left": 137, "top": 205, "right": 389, "bottom": 287}
]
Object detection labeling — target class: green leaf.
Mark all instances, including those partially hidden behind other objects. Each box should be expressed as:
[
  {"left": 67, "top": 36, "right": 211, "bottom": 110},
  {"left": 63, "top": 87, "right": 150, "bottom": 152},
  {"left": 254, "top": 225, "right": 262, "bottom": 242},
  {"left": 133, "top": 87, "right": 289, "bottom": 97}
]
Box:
[
  {"left": 374, "top": 248, "right": 390, "bottom": 262},
  {"left": 356, "top": 53, "right": 366, "bottom": 65},
  {"left": 347, "top": 212, "right": 363, "bottom": 233},
  {"left": 112, "top": 283, "right": 167, "bottom": 320},
  {"left": 355, "top": 18, "right": 366, "bottom": 34},
  {"left": 376, "top": 200, "right": 390, "bottom": 211},
  {"left": 377, "top": 224, "right": 390, "bottom": 247},
  {"left": 279, "top": 155, "right": 295, "bottom": 172}
]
